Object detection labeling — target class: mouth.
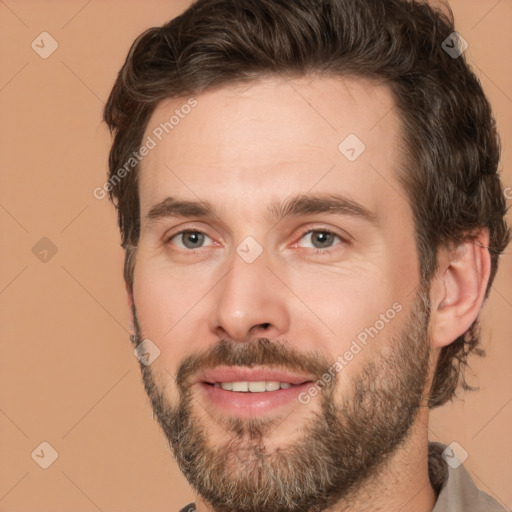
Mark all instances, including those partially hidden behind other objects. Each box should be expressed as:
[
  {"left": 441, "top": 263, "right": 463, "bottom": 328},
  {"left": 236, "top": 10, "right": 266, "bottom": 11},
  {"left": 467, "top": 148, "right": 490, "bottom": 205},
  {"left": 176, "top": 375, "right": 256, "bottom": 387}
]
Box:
[
  {"left": 209, "top": 380, "right": 304, "bottom": 392},
  {"left": 194, "top": 366, "right": 316, "bottom": 417},
  {"left": 195, "top": 365, "right": 316, "bottom": 386}
]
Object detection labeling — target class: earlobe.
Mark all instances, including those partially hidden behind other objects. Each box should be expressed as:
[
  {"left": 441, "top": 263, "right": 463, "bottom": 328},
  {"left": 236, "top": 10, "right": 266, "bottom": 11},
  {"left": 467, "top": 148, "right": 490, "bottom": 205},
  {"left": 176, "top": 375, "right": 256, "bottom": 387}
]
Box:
[{"left": 429, "top": 229, "right": 491, "bottom": 348}]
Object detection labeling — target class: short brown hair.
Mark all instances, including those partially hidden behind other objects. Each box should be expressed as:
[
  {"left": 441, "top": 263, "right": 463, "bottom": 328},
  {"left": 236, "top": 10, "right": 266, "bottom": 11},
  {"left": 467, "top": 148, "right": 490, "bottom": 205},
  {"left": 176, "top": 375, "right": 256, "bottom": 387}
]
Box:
[{"left": 103, "top": 0, "right": 510, "bottom": 408}]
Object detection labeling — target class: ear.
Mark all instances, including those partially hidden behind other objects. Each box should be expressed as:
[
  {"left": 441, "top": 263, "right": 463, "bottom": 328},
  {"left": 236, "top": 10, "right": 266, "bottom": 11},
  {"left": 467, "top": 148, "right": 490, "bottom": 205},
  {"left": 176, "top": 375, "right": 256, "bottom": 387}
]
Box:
[{"left": 429, "top": 228, "right": 491, "bottom": 348}]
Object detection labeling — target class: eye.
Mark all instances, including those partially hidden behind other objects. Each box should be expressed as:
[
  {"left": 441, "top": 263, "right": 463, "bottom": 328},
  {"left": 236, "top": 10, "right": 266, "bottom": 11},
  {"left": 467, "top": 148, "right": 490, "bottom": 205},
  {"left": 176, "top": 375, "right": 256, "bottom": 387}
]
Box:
[
  {"left": 296, "top": 228, "right": 347, "bottom": 253},
  {"left": 167, "top": 229, "right": 213, "bottom": 250},
  {"left": 165, "top": 227, "right": 348, "bottom": 255}
]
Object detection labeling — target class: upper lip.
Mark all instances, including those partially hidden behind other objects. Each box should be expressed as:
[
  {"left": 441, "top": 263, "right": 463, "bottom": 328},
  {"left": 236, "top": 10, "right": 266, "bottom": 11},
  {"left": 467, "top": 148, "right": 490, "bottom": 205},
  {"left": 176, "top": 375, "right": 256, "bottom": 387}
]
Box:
[{"left": 194, "top": 366, "right": 316, "bottom": 385}]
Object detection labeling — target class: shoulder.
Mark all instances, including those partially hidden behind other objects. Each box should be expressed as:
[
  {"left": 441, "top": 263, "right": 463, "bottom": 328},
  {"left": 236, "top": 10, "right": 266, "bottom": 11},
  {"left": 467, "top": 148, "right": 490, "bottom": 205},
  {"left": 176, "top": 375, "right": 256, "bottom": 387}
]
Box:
[{"left": 429, "top": 441, "right": 508, "bottom": 512}]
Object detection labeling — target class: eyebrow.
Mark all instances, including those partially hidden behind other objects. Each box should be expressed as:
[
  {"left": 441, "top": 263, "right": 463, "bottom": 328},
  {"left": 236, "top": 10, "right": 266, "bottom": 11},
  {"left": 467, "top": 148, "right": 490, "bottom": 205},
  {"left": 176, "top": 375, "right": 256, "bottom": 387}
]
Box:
[{"left": 145, "top": 193, "right": 379, "bottom": 227}]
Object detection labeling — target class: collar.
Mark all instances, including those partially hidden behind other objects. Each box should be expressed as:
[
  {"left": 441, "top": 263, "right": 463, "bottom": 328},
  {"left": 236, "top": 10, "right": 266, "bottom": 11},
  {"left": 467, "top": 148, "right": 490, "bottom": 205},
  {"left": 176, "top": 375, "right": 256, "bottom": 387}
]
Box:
[{"left": 429, "top": 441, "right": 506, "bottom": 511}]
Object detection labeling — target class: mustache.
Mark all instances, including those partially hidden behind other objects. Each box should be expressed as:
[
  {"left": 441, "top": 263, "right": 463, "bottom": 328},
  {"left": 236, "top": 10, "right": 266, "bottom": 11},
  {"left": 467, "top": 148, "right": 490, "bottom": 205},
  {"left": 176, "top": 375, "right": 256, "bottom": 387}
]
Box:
[{"left": 174, "top": 337, "right": 334, "bottom": 393}]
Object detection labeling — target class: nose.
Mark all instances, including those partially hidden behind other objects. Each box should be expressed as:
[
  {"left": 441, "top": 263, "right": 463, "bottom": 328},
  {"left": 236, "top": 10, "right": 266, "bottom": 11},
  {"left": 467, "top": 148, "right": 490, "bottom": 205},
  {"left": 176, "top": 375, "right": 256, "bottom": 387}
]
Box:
[{"left": 208, "top": 249, "right": 291, "bottom": 343}]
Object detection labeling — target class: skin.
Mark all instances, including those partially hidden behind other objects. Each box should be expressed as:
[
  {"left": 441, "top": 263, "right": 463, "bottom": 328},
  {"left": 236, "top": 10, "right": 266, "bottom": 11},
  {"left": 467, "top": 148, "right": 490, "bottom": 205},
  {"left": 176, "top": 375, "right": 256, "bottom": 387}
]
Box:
[{"left": 127, "top": 76, "right": 491, "bottom": 511}]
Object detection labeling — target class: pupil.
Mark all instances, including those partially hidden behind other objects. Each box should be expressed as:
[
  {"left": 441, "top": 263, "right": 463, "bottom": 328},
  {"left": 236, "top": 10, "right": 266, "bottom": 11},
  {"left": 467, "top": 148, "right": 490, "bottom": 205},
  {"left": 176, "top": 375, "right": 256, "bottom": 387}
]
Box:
[
  {"left": 314, "top": 232, "right": 332, "bottom": 248},
  {"left": 185, "top": 232, "right": 203, "bottom": 248}
]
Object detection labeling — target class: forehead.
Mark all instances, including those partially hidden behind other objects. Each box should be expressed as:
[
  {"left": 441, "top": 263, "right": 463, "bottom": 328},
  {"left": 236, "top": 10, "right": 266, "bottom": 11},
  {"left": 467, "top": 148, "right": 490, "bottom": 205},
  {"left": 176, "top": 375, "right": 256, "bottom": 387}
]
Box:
[{"left": 138, "top": 75, "right": 407, "bottom": 222}]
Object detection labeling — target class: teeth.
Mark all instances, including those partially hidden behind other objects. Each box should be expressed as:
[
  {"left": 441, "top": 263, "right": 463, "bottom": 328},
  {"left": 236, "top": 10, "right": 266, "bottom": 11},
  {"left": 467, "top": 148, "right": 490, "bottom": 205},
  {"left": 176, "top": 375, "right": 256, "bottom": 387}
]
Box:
[
  {"left": 248, "top": 381, "right": 266, "bottom": 392},
  {"left": 217, "top": 381, "right": 295, "bottom": 392},
  {"left": 265, "top": 381, "right": 280, "bottom": 391},
  {"left": 232, "top": 381, "right": 248, "bottom": 392}
]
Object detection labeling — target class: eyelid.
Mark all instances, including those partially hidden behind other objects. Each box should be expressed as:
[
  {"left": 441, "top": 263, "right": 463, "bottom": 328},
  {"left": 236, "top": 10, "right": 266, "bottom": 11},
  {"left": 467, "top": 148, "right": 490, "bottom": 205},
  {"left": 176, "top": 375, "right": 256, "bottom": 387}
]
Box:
[
  {"left": 292, "top": 225, "right": 352, "bottom": 246},
  {"left": 164, "top": 224, "right": 351, "bottom": 252},
  {"left": 164, "top": 221, "right": 216, "bottom": 240},
  {"left": 166, "top": 228, "right": 214, "bottom": 248}
]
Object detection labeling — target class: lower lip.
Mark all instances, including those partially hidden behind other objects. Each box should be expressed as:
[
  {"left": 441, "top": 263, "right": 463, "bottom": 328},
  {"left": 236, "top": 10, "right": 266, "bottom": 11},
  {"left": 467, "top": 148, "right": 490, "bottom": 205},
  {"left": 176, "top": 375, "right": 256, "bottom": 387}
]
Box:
[{"left": 197, "top": 382, "right": 314, "bottom": 417}]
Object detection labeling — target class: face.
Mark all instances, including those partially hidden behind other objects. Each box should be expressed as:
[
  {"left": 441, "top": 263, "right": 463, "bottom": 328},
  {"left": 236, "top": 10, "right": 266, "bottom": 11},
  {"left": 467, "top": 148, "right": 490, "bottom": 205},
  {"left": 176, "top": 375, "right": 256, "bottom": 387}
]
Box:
[{"left": 131, "top": 76, "right": 433, "bottom": 511}]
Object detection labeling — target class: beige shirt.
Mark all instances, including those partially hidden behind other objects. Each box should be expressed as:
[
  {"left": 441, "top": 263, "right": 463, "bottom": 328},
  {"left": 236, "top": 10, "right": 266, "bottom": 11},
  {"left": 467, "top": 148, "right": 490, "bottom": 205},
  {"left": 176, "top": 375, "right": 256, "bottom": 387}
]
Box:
[
  {"left": 429, "top": 441, "right": 507, "bottom": 511},
  {"left": 178, "top": 441, "right": 508, "bottom": 512}
]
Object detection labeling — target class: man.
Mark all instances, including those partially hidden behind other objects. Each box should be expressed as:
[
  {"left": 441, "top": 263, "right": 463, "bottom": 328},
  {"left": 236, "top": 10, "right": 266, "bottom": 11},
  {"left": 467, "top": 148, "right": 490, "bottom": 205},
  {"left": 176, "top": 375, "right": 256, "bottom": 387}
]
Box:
[{"left": 102, "top": 0, "right": 510, "bottom": 510}]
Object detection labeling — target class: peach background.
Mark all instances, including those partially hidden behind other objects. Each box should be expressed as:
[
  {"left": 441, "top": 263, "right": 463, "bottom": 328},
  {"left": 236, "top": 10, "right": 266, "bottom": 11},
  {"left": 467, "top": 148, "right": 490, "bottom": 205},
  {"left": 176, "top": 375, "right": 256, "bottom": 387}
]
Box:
[{"left": 0, "top": 1, "right": 510, "bottom": 510}]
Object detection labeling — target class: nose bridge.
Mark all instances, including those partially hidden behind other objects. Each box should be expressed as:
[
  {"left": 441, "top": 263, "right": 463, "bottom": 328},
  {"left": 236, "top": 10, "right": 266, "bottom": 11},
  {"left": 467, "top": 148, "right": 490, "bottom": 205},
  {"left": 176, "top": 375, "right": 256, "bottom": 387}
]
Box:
[{"left": 209, "top": 243, "right": 290, "bottom": 341}]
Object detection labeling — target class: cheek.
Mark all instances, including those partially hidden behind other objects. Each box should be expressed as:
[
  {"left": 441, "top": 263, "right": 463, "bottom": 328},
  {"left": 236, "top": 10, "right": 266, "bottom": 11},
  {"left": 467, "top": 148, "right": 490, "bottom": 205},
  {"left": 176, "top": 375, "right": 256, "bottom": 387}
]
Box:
[
  {"left": 132, "top": 254, "right": 220, "bottom": 380},
  {"left": 290, "top": 260, "right": 401, "bottom": 326},
  {"left": 132, "top": 266, "right": 183, "bottom": 371},
  {"left": 284, "top": 259, "right": 410, "bottom": 373},
  {"left": 133, "top": 250, "right": 204, "bottom": 334},
  {"left": 132, "top": 263, "right": 197, "bottom": 402}
]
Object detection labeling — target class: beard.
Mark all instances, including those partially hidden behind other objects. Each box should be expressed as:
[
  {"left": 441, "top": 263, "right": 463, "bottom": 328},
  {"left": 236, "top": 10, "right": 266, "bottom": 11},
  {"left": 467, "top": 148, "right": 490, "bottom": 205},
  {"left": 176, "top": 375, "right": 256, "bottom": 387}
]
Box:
[{"left": 131, "top": 285, "right": 432, "bottom": 512}]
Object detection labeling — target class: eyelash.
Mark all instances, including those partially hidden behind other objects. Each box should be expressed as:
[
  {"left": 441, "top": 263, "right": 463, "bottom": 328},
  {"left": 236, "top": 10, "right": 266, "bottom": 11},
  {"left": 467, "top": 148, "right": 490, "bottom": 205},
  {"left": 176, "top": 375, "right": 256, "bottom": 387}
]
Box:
[
  {"left": 166, "top": 227, "right": 349, "bottom": 256},
  {"left": 295, "top": 228, "right": 348, "bottom": 255}
]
